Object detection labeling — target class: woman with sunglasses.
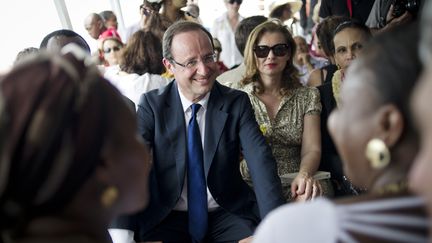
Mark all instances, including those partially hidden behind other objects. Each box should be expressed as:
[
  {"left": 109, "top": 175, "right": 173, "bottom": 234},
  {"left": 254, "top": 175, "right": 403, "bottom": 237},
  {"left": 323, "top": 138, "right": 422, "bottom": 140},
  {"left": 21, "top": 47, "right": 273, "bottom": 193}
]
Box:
[
  {"left": 228, "top": 20, "right": 329, "bottom": 202},
  {"left": 99, "top": 28, "right": 124, "bottom": 67}
]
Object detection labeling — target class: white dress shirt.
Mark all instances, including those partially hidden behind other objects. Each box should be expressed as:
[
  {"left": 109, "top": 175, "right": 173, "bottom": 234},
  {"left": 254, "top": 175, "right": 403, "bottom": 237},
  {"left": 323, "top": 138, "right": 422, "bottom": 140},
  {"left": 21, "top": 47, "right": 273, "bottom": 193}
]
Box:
[{"left": 174, "top": 87, "right": 220, "bottom": 211}]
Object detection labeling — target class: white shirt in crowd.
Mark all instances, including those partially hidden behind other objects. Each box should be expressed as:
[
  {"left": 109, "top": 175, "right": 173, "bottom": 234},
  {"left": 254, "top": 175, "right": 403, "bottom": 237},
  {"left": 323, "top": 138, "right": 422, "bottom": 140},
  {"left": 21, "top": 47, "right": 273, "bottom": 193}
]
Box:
[
  {"left": 103, "top": 65, "right": 170, "bottom": 109},
  {"left": 211, "top": 12, "right": 244, "bottom": 69}
]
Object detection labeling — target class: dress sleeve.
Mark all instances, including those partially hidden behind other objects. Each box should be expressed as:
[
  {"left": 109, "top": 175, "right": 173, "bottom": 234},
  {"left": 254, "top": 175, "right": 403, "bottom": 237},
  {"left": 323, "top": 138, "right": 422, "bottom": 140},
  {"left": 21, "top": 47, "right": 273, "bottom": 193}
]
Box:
[{"left": 305, "top": 87, "right": 321, "bottom": 116}]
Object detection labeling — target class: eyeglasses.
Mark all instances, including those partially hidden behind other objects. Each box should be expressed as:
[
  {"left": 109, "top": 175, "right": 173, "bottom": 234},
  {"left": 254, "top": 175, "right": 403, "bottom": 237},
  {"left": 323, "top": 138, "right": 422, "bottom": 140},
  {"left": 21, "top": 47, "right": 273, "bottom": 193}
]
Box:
[
  {"left": 103, "top": 46, "right": 121, "bottom": 54},
  {"left": 253, "top": 44, "right": 290, "bottom": 58},
  {"left": 171, "top": 53, "right": 217, "bottom": 70},
  {"left": 140, "top": 4, "right": 154, "bottom": 16},
  {"left": 228, "top": 0, "right": 242, "bottom": 4}
]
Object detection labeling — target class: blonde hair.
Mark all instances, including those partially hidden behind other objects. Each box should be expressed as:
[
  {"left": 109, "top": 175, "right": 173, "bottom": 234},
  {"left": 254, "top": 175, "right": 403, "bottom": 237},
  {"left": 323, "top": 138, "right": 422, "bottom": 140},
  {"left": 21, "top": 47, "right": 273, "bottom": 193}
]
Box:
[{"left": 241, "top": 19, "right": 300, "bottom": 95}]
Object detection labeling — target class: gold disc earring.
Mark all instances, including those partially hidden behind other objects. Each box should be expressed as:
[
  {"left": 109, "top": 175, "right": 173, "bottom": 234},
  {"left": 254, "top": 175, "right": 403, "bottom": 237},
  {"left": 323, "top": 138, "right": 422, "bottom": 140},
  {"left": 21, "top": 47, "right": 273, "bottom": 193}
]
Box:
[
  {"left": 365, "top": 138, "right": 390, "bottom": 169},
  {"left": 101, "top": 186, "right": 119, "bottom": 208}
]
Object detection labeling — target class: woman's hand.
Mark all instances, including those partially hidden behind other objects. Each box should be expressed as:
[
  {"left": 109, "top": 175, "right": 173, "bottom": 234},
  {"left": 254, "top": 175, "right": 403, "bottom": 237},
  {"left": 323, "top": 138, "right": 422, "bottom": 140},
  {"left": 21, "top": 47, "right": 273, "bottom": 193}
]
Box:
[{"left": 291, "top": 172, "right": 322, "bottom": 201}]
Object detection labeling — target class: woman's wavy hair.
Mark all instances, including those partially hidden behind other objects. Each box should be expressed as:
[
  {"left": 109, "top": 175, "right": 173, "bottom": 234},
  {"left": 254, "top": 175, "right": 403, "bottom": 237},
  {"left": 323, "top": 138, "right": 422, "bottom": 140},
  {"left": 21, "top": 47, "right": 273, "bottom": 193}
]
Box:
[
  {"left": 120, "top": 30, "right": 165, "bottom": 75},
  {"left": 241, "top": 19, "right": 301, "bottom": 95}
]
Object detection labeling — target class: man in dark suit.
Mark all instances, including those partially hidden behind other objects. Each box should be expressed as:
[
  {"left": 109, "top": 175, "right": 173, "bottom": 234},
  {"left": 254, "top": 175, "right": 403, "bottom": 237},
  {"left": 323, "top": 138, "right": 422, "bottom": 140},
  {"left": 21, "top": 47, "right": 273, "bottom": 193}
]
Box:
[{"left": 125, "top": 20, "right": 284, "bottom": 243}]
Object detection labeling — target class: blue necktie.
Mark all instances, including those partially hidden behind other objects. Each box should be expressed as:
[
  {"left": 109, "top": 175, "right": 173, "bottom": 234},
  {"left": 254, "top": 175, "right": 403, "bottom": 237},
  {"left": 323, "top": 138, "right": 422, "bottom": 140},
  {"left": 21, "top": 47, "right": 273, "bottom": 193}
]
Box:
[{"left": 187, "top": 103, "right": 208, "bottom": 243}]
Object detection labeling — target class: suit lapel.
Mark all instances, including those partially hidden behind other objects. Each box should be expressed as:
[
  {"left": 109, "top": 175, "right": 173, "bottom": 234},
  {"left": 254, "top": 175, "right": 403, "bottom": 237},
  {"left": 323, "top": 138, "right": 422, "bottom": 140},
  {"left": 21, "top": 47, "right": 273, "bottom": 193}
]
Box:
[
  {"left": 163, "top": 82, "right": 187, "bottom": 193},
  {"left": 204, "top": 83, "right": 228, "bottom": 176}
]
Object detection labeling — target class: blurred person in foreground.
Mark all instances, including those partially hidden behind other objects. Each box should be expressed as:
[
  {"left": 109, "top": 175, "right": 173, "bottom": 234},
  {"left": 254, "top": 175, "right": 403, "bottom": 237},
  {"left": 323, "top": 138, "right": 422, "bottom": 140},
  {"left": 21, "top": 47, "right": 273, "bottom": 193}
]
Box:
[
  {"left": 408, "top": 0, "right": 432, "bottom": 239},
  {"left": 253, "top": 23, "right": 427, "bottom": 242},
  {"left": 0, "top": 46, "right": 152, "bottom": 243}
]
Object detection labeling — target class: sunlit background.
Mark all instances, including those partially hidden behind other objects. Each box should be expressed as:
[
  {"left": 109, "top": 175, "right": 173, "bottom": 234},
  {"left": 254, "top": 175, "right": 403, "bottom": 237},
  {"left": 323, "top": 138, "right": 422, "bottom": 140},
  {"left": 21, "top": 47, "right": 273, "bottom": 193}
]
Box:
[{"left": 0, "top": 0, "right": 274, "bottom": 73}]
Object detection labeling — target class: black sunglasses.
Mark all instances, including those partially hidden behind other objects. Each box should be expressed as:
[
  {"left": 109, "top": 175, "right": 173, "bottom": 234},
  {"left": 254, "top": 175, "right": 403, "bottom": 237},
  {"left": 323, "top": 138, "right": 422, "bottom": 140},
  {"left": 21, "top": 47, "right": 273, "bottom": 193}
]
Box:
[
  {"left": 228, "top": 0, "right": 242, "bottom": 4},
  {"left": 103, "top": 46, "right": 121, "bottom": 54},
  {"left": 253, "top": 44, "right": 290, "bottom": 58}
]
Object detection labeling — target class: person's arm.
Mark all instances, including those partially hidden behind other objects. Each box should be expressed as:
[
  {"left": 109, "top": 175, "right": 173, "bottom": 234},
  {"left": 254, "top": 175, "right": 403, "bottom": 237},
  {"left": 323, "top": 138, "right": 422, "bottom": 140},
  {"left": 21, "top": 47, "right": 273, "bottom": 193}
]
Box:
[
  {"left": 371, "top": 4, "right": 413, "bottom": 34},
  {"left": 307, "top": 68, "right": 327, "bottom": 87},
  {"left": 238, "top": 93, "right": 285, "bottom": 217},
  {"left": 365, "top": 0, "right": 382, "bottom": 29},
  {"left": 381, "top": 6, "right": 413, "bottom": 31},
  {"left": 290, "top": 113, "right": 322, "bottom": 200},
  {"left": 136, "top": 93, "right": 155, "bottom": 144}
]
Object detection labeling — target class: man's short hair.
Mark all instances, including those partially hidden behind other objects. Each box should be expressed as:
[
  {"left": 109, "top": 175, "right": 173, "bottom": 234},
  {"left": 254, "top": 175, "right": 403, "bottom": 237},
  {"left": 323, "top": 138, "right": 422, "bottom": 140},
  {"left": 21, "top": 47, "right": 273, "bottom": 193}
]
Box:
[
  {"left": 162, "top": 21, "right": 214, "bottom": 61},
  {"left": 40, "top": 29, "right": 91, "bottom": 53},
  {"left": 234, "top": 15, "right": 267, "bottom": 56}
]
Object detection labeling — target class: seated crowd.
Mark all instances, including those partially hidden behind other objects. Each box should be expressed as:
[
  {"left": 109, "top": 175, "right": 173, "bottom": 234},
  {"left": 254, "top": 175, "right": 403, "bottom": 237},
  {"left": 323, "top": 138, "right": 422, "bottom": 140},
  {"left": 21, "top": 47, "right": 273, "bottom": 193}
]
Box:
[{"left": 1, "top": 0, "right": 432, "bottom": 242}]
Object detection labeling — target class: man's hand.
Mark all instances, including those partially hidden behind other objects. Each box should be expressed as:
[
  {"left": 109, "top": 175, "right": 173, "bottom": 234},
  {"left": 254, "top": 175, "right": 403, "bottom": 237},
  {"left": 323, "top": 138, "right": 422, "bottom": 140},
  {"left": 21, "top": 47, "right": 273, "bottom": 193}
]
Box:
[
  {"left": 239, "top": 236, "right": 253, "bottom": 243},
  {"left": 385, "top": 4, "right": 413, "bottom": 29}
]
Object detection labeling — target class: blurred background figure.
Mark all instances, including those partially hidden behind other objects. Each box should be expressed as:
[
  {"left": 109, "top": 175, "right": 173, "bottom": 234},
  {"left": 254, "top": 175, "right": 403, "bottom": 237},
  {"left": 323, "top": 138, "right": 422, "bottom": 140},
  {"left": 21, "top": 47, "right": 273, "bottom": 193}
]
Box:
[
  {"left": 124, "top": 0, "right": 171, "bottom": 42},
  {"left": 98, "top": 28, "right": 124, "bottom": 67},
  {"left": 84, "top": 13, "right": 107, "bottom": 40},
  {"left": 100, "top": 10, "right": 119, "bottom": 30},
  {"left": 365, "top": 0, "right": 420, "bottom": 34},
  {"left": 104, "top": 30, "right": 170, "bottom": 107},
  {"left": 217, "top": 15, "right": 268, "bottom": 84},
  {"left": 213, "top": 38, "right": 229, "bottom": 75},
  {"left": 307, "top": 16, "right": 350, "bottom": 87},
  {"left": 299, "top": 0, "right": 318, "bottom": 35},
  {"left": 182, "top": 3, "right": 203, "bottom": 23},
  {"left": 319, "top": 0, "right": 374, "bottom": 24},
  {"left": 0, "top": 47, "right": 152, "bottom": 243},
  {"left": 228, "top": 20, "right": 329, "bottom": 201},
  {"left": 293, "top": 35, "right": 326, "bottom": 85},
  {"left": 268, "top": 0, "right": 303, "bottom": 36},
  {"left": 212, "top": 0, "right": 244, "bottom": 69},
  {"left": 253, "top": 23, "right": 427, "bottom": 243},
  {"left": 160, "top": 0, "right": 188, "bottom": 23}
]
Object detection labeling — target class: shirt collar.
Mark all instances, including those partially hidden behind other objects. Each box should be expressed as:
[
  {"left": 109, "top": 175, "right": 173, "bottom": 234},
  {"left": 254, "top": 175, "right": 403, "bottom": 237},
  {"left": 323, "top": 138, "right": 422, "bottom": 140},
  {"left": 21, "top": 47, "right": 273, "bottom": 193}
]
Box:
[{"left": 177, "top": 84, "right": 210, "bottom": 113}]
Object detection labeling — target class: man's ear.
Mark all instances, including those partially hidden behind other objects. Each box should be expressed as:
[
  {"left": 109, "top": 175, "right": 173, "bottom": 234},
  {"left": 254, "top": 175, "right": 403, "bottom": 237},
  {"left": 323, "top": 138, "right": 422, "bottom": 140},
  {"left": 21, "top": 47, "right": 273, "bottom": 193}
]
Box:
[
  {"left": 163, "top": 58, "right": 174, "bottom": 73},
  {"left": 376, "top": 104, "right": 404, "bottom": 148}
]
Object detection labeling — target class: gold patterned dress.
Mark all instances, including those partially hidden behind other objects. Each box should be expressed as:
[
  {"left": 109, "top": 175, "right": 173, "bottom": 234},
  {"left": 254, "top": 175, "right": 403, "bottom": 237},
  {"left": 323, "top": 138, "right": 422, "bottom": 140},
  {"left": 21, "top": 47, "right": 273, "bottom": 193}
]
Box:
[{"left": 228, "top": 82, "right": 331, "bottom": 200}]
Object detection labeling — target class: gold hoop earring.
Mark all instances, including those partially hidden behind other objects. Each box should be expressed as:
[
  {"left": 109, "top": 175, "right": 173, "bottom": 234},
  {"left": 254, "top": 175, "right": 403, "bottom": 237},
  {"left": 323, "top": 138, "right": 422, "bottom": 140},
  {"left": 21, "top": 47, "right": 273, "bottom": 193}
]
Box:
[
  {"left": 101, "top": 186, "right": 119, "bottom": 208},
  {"left": 365, "top": 138, "right": 390, "bottom": 169}
]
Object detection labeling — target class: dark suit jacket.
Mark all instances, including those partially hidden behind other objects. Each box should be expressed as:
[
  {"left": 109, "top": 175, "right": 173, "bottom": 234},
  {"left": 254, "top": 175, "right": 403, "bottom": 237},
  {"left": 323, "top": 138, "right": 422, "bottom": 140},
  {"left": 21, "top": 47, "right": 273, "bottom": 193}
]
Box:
[{"left": 128, "top": 80, "right": 284, "bottom": 239}]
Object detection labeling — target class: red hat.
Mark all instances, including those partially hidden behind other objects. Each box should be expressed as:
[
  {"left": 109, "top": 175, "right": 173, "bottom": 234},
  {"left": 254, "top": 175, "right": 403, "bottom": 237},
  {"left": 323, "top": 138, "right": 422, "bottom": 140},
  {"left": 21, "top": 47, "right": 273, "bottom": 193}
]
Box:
[{"left": 98, "top": 28, "right": 123, "bottom": 48}]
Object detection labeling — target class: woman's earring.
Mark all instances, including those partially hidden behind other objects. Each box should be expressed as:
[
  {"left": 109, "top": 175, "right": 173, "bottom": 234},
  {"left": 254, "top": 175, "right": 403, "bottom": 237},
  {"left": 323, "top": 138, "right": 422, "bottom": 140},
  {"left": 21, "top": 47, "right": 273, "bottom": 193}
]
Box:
[
  {"left": 336, "top": 64, "right": 341, "bottom": 69},
  {"left": 365, "top": 138, "right": 390, "bottom": 169},
  {"left": 101, "top": 186, "right": 119, "bottom": 208}
]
